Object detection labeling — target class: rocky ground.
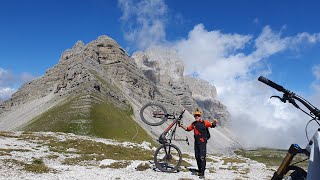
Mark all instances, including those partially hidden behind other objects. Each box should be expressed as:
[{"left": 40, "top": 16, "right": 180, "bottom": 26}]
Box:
[{"left": 0, "top": 131, "right": 274, "bottom": 180}]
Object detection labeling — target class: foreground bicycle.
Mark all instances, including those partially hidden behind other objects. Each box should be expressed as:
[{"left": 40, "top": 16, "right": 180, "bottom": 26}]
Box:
[
  {"left": 140, "top": 102, "right": 189, "bottom": 172},
  {"left": 258, "top": 76, "right": 320, "bottom": 180}
]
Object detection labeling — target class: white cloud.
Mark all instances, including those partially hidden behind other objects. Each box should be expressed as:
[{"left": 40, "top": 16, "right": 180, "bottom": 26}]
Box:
[
  {"left": 0, "top": 67, "right": 35, "bottom": 101},
  {"left": 118, "top": 0, "right": 168, "bottom": 50},
  {"left": 0, "top": 87, "right": 16, "bottom": 101}
]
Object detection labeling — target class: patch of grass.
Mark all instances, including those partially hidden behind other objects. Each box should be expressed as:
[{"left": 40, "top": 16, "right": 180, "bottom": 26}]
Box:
[
  {"left": 180, "top": 159, "right": 192, "bottom": 167},
  {"left": 0, "top": 131, "right": 19, "bottom": 138},
  {"left": 3, "top": 159, "right": 26, "bottom": 168},
  {"left": 90, "top": 102, "right": 155, "bottom": 144},
  {"left": 0, "top": 151, "right": 11, "bottom": 156},
  {"left": 101, "top": 161, "right": 131, "bottom": 169},
  {"left": 48, "top": 139, "right": 153, "bottom": 160},
  {"left": 238, "top": 168, "right": 250, "bottom": 175},
  {"left": 136, "top": 162, "right": 150, "bottom": 171},
  {"left": 235, "top": 148, "right": 308, "bottom": 169},
  {"left": 62, "top": 154, "right": 97, "bottom": 165},
  {"left": 219, "top": 167, "right": 228, "bottom": 170},
  {"left": 15, "top": 132, "right": 153, "bottom": 166},
  {"left": 46, "top": 138, "right": 153, "bottom": 165},
  {"left": 0, "top": 148, "right": 31, "bottom": 153},
  {"left": 182, "top": 153, "right": 193, "bottom": 159},
  {"left": 24, "top": 158, "right": 52, "bottom": 173},
  {"left": 18, "top": 133, "right": 57, "bottom": 144},
  {"left": 222, "top": 157, "right": 246, "bottom": 165},
  {"left": 22, "top": 96, "right": 88, "bottom": 134},
  {"left": 22, "top": 95, "right": 155, "bottom": 144},
  {"left": 45, "top": 154, "right": 59, "bottom": 159},
  {"left": 2, "top": 158, "right": 53, "bottom": 173},
  {"left": 209, "top": 167, "right": 216, "bottom": 173},
  {"left": 207, "top": 157, "right": 218, "bottom": 163},
  {"left": 231, "top": 166, "right": 240, "bottom": 171}
]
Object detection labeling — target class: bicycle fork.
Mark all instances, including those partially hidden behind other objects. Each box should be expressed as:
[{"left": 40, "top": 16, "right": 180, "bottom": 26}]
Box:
[{"left": 271, "top": 144, "right": 305, "bottom": 180}]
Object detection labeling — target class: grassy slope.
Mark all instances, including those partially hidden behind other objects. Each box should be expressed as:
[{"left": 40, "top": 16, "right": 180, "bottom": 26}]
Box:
[
  {"left": 235, "top": 148, "right": 309, "bottom": 169},
  {"left": 22, "top": 96, "right": 154, "bottom": 144}
]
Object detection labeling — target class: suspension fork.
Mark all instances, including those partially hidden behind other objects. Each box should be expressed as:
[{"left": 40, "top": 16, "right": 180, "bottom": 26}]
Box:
[{"left": 271, "top": 144, "right": 301, "bottom": 180}]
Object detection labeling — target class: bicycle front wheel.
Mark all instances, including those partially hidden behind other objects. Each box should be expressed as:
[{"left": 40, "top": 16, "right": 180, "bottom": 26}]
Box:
[
  {"left": 283, "top": 166, "right": 307, "bottom": 180},
  {"left": 154, "top": 144, "right": 182, "bottom": 172},
  {"left": 140, "top": 102, "right": 168, "bottom": 126}
]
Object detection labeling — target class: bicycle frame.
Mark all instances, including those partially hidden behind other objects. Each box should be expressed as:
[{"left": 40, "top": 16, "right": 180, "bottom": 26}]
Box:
[
  {"left": 305, "top": 129, "right": 320, "bottom": 180},
  {"left": 158, "top": 111, "right": 189, "bottom": 145}
]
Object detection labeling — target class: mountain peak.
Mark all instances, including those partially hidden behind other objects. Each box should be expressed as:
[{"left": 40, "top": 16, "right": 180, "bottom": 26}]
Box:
[{"left": 0, "top": 35, "right": 237, "bottom": 153}]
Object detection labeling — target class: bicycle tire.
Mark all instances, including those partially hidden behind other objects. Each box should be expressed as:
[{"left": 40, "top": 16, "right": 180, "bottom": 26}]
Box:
[
  {"left": 140, "top": 102, "right": 168, "bottom": 126},
  {"left": 283, "top": 166, "right": 307, "bottom": 180},
  {"left": 153, "top": 143, "right": 182, "bottom": 172}
]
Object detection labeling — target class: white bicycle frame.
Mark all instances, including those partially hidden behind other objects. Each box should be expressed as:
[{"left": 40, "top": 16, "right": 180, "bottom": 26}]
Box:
[{"left": 306, "top": 130, "right": 320, "bottom": 180}]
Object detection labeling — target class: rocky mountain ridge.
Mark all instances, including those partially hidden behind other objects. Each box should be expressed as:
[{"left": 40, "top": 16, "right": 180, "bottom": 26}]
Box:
[{"left": 0, "top": 35, "right": 238, "bottom": 153}]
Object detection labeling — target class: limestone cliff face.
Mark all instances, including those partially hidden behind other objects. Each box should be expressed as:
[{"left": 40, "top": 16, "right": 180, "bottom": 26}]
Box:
[
  {"left": 132, "top": 47, "right": 230, "bottom": 125},
  {"left": 184, "top": 76, "right": 230, "bottom": 126},
  {"left": 132, "top": 47, "right": 198, "bottom": 113}
]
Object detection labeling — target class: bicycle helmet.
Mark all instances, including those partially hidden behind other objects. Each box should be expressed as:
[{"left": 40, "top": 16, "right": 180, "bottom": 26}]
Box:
[{"left": 193, "top": 108, "right": 202, "bottom": 116}]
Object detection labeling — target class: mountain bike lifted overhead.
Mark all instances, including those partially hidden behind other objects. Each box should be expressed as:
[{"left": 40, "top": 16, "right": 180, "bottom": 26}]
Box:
[
  {"left": 140, "top": 102, "right": 189, "bottom": 172},
  {"left": 258, "top": 76, "right": 320, "bottom": 180}
]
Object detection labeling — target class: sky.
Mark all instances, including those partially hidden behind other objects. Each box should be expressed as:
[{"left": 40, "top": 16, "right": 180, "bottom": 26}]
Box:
[{"left": 1, "top": 0, "right": 320, "bottom": 148}]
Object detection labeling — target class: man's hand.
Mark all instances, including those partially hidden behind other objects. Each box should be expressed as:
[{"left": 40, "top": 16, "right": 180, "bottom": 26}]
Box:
[
  {"left": 179, "top": 121, "right": 188, "bottom": 131},
  {"left": 210, "top": 119, "right": 219, "bottom": 128},
  {"left": 213, "top": 119, "right": 219, "bottom": 125}
]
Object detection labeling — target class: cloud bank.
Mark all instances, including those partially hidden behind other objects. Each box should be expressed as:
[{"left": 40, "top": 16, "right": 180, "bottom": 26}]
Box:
[
  {"left": 119, "top": 0, "right": 320, "bottom": 149},
  {"left": 174, "top": 24, "right": 320, "bottom": 148}
]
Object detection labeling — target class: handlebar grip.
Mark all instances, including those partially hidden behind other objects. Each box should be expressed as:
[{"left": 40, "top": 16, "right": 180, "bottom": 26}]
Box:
[{"left": 258, "top": 76, "right": 286, "bottom": 93}]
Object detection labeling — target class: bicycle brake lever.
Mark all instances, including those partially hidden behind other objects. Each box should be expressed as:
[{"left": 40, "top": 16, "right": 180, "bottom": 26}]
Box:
[{"left": 270, "top": 95, "right": 286, "bottom": 102}]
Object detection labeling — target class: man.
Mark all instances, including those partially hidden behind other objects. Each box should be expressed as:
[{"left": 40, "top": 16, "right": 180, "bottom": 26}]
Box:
[{"left": 179, "top": 109, "right": 218, "bottom": 179}]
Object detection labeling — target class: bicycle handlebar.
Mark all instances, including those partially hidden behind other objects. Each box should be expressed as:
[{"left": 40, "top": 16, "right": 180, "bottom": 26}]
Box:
[
  {"left": 258, "top": 76, "right": 288, "bottom": 93},
  {"left": 258, "top": 76, "right": 320, "bottom": 118}
]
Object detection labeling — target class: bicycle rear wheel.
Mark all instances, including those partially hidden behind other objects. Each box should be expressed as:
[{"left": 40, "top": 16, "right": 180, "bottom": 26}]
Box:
[
  {"left": 140, "top": 102, "right": 168, "bottom": 126},
  {"left": 154, "top": 144, "right": 182, "bottom": 172}
]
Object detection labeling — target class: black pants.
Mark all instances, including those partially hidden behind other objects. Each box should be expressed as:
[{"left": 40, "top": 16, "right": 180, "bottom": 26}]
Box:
[{"left": 194, "top": 141, "right": 207, "bottom": 174}]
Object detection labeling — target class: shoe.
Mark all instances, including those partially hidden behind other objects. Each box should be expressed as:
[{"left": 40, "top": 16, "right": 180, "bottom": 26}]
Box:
[{"left": 198, "top": 172, "right": 205, "bottom": 179}]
